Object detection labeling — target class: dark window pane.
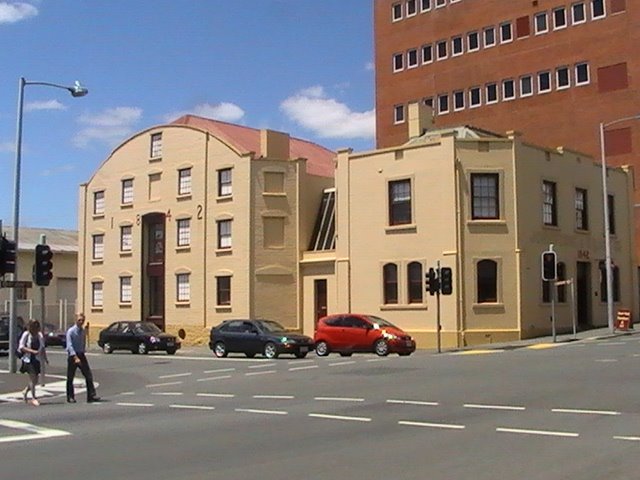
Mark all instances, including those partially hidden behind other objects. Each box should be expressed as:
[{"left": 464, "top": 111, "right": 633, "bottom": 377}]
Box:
[{"left": 477, "top": 260, "right": 497, "bottom": 303}]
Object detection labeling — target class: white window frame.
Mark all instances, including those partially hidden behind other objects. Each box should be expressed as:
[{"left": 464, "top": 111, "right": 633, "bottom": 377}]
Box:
[
  {"left": 469, "top": 87, "right": 482, "bottom": 108},
  {"left": 467, "top": 31, "right": 480, "bottom": 52},
  {"left": 485, "top": 83, "right": 499, "bottom": 104},
  {"left": 591, "top": 0, "right": 606, "bottom": 20},
  {"left": 437, "top": 94, "right": 449, "bottom": 114},
  {"left": 177, "top": 218, "right": 191, "bottom": 247},
  {"left": 453, "top": 90, "right": 465, "bottom": 111},
  {"left": 407, "top": 48, "right": 419, "bottom": 69},
  {"left": 392, "top": 2, "right": 403, "bottom": 21},
  {"left": 553, "top": 7, "right": 567, "bottom": 30},
  {"left": 394, "top": 104, "right": 405, "bottom": 124},
  {"left": 451, "top": 36, "right": 464, "bottom": 56},
  {"left": 121, "top": 179, "right": 133, "bottom": 205},
  {"left": 406, "top": 0, "right": 417, "bottom": 17},
  {"left": 176, "top": 273, "right": 190, "bottom": 302},
  {"left": 393, "top": 53, "right": 404, "bottom": 72},
  {"left": 217, "top": 219, "right": 232, "bottom": 250},
  {"left": 520, "top": 75, "right": 533, "bottom": 97},
  {"left": 178, "top": 168, "right": 192, "bottom": 196},
  {"left": 436, "top": 40, "right": 448, "bottom": 60},
  {"left": 534, "top": 12, "right": 548, "bottom": 34},
  {"left": 502, "top": 79, "right": 516, "bottom": 101},
  {"left": 93, "top": 191, "right": 105, "bottom": 216},
  {"left": 499, "top": 22, "right": 513, "bottom": 43},
  {"left": 483, "top": 26, "right": 496, "bottom": 48},
  {"left": 92, "top": 234, "right": 104, "bottom": 260},
  {"left": 218, "top": 168, "right": 232, "bottom": 197},
  {"left": 556, "top": 66, "right": 570, "bottom": 90},
  {"left": 120, "top": 225, "right": 132, "bottom": 252},
  {"left": 575, "top": 62, "right": 590, "bottom": 86},
  {"left": 571, "top": 2, "right": 586, "bottom": 24},
  {"left": 120, "top": 276, "right": 132, "bottom": 304},
  {"left": 420, "top": 0, "right": 431, "bottom": 13},
  {"left": 538, "top": 71, "right": 552, "bottom": 93},
  {"left": 92, "top": 282, "right": 103, "bottom": 307},
  {"left": 422, "top": 44, "right": 433, "bottom": 64},
  {"left": 435, "top": 0, "right": 446, "bottom": 8},
  {"left": 150, "top": 132, "right": 162, "bottom": 158}
]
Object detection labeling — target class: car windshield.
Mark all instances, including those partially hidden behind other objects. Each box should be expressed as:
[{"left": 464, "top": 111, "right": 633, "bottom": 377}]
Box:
[
  {"left": 133, "top": 322, "right": 162, "bottom": 334},
  {"left": 256, "top": 320, "right": 286, "bottom": 332},
  {"left": 365, "top": 316, "right": 398, "bottom": 329}
]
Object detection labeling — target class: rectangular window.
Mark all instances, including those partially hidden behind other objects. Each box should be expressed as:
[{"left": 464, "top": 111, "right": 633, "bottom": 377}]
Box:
[
  {"left": 556, "top": 66, "right": 570, "bottom": 89},
  {"left": 406, "top": 0, "right": 417, "bottom": 16},
  {"left": 92, "top": 282, "right": 103, "bottom": 307},
  {"left": 121, "top": 179, "right": 133, "bottom": 205},
  {"left": 543, "top": 181, "right": 558, "bottom": 226},
  {"left": 471, "top": 173, "right": 499, "bottom": 220},
  {"left": 572, "top": 2, "right": 586, "bottom": 23},
  {"left": 120, "top": 277, "right": 132, "bottom": 303},
  {"left": 516, "top": 15, "right": 531, "bottom": 38},
  {"left": 452, "top": 36, "right": 463, "bottom": 56},
  {"left": 520, "top": 75, "right": 533, "bottom": 97},
  {"left": 217, "top": 276, "right": 231, "bottom": 306},
  {"left": 392, "top": 3, "right": 403, "bottom": 21},
  {"left": 148, "top": 173, "right": 161, "bottom": 201},
  {"left": 486, "top": 83, "right": 498, "bottom": 104},
  {"left": 483, "top": 26, "right": 496, "bottom": 47},
  {"left": 389, "top": 179, "right": 412, "bottom": 225},
  {"left": 435, "top": 0, "right": 446, "bottom": 7},
  {"left": 608, "top": 195, "right": 616, "bottom": 234},
  {"left": 453, "top": 90, "right": 465, "bottom": 111},
  {"left": 553, "top": 7, "right": 567, "bottom": 29},
  {"left": 92, "top": 234, "right": 104, "bottom": 260},
  {"left": 178, "top": 168, "right": 192, "bottom": 195},
  {"left": 393, "top": 53, "right": 404, "bottom": 72},
  {"left": 407, "top": 49, "right": 418, "bottom": 68},
  {"left": 176, "top": 273, "right": 190, "bottom": 302},
  {"left": 264, "top": 217, "right": 285, "bottom": 248},
  {"left": 469, "top": 87, "right": 481, "bottom": 108},
  {"left": 93, "top": 191, "right": 105, "bottom": 215},
  {"left": 264, "top": 171, "right": 285, "bottom": 193},
  {"left": 467, "top": 31, "right": 479, "bottom": 52},
  {"left": 600, "top": 264, "right": 620, "bottom": 303},
  {"left": 218, "top": 168, "right": 232, "bottom": 197},
  {"left": 394, "top": 104, "right": 405, "bottom": 124},
  {"left": 500, "top": 22, "right": 513, "bottom": 43},
  {"left": 420, "top": 0, "right": 431, "bottom": 12},
  {"left": 538, "top": 71, "right": 552, "bottom": 93},
  {"left": 576, "top": 62, "right": 590, "bottom": 85},
  {"left": 120, "top": 225, "right": 132, "bottom": 252},
  {"left": 591, "top": 0, "right": 605, "bottom": 19},
  {"left": 177, "top": 218, "right": 191, "bottom": 247},
  {"left": 535, "top": 12, "right": 548, "bottom": 34},
  {"left": 217, "top": 219, "right": 232, "bottom": 249},
  {"left": 421, "top": 44, "right": 433, "bottom": 64},
  {"left": 575, "top": 188, "right": 588, "bottom": 230},
  {"left": 437, "top": 94, "right": 449, "bottom": 114},
  {"left": 150, "top": 132, "right": 162, "bottom": 158},
  {"left": 502, "top": 79, "right": 516, "bottom": 100},
  {"left": 436, "top": 40, "right": 447, "bottom": 60}
]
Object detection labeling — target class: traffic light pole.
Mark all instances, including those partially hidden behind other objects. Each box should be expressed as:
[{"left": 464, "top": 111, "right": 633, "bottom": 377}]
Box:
[{"left": 436, "top": 262, "right": 442, "bottom": 354}]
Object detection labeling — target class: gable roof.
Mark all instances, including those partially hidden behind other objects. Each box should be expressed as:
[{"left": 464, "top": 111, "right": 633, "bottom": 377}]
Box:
[
  {"left": 171, "top": 115, "right": 335, "bottom": 177},
  {"left": 2, "top": 227, "right": 78, "bottom": 253}
]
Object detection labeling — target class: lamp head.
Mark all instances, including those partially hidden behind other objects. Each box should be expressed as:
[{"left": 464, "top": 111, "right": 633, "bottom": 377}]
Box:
[{"left": 69, "top": 80, "right": 88, "bottom": 97}]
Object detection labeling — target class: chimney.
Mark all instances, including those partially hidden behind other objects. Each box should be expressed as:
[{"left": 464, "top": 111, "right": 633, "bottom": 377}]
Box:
[
  {"left": 260, "top": 129, "right": 290, "bottom": 160},
  {"left": 408, "top": 101, "right": 434, "bottom": 139}
]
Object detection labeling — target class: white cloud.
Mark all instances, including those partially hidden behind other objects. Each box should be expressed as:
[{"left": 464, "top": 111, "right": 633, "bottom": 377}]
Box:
[
  {"left": 280, "top": 86, "right": 375, "bottom": 140},
  {"left": 73, "top": 107, "right": 142, "bottom": 148},
  {"left": 25, "top": 99, "right": 67, "bottom": 112},
  {"left": 0, "top": 141, "right": 14, "bottom": 153},
  {"left": 163, "top": 102, "right": 245, "bottom": 123},
  {"left": 0, "top": 2, "right": 38, "bottom": 24},
  {"left": 365, "top": 62, "right": 375, "bottom": 71}
]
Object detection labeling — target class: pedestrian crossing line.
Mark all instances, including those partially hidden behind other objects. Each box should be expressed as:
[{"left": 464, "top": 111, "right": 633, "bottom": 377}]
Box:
[
  {"left": 170, "top": 404, "right": 215, "bottom": 411},
  {"left": 496, "top": 427, "right": 579, "bottom": 438},
  {"left": 614, "top": 436, "right": 640, "bottom": 442},
  {"left": 399, "top": 420, "right": 465, "bottom": 430}
]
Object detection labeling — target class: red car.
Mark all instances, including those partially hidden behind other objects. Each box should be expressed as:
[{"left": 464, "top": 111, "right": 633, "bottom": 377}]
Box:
[{"left": 314, "top": 314, "right": 416, "bottom": 357}]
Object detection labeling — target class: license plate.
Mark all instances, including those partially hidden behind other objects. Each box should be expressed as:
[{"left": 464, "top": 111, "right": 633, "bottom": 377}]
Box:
[
  {"left": 405, "top": 340, "right": 412, "bottom": 346},
  {"left": 167, "top": 342, "right": 174, "bottom": 347},
  {"left": 300, "top": 346, "right": 308, "bottom": 353}
]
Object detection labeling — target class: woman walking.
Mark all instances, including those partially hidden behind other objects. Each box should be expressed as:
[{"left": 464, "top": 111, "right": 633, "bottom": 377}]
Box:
[{"left": 18, "top": 320, "right": 47, "bottom": 406}]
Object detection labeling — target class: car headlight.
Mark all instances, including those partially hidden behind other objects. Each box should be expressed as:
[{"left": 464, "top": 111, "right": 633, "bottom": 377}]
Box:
[
  {"left": 150, "top": 336, "right": 159, "bottom": 344},
  {"left": 382, "top": 331, "right": 399, "bottom": 340}
]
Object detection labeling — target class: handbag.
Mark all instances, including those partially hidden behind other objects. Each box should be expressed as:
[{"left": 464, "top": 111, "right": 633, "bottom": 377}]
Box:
[{"left": 15, "top": 348, "right": 23, "bottom": 359}]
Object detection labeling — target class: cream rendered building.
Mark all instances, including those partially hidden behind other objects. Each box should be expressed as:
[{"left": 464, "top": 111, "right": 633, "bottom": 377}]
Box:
[
  {"left": 301, "top": 104, "right": 638, "bottom": 348},
  {"left": 78, "top": 115, "right": 333, "bottom": 343}
]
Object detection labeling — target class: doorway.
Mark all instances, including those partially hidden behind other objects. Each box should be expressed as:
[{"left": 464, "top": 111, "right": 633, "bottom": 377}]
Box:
[
  {"left": 142, "top": 213, "right": 166, "bottom": 330},
  {"left": 314, "top": 279, "right": 327, "bottom": 327},
  {"left": 576, "top": 261, "right": 591, "bottom": 328}
]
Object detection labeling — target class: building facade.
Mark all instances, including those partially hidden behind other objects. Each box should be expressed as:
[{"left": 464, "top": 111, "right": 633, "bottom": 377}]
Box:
[
  {"left": 78, "top": 116, "right": 333, "bottom": 343},
  {"left": 302, "top": 104, "right": 637, "bottom": 347},
  {"left": 374, "top": 0, "right": 640, "bottom": 252}
]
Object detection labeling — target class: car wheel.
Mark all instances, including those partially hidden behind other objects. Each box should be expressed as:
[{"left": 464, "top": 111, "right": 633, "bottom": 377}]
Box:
[
  {"left": 315, "top": 341, "right": 330, "bottom": 357},
  {"left": 102, "top": 342, "right": 113, "bottom": 354},
  {"left": 213, "top": 342, "right": 227, "bottom": 358},
  {"left": 263, "top": 342, "right": 279, "bottom": 359},
  {"left": 245, "top": 352, "right": 256, "bottom": 358},
  {"left": 138, "top": 342, "right": 148, "bottom": 355},
  {"left": 339, "top": 352, "right": 353, "bottom": 357},
  {"left": 374, "top": 339, "right": 389, "bottom": 357},
  {"left": 167, "top": 348, "right": 177, "bottom": 355},
  {"left": 295, "top": 352, "right": 308, "bottom": 359}
]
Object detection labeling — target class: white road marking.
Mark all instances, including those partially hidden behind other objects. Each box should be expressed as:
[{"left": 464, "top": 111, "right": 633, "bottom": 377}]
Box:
[
  {"left": 595, "top": 359, "right": 618, "bottom": 363},
  {"left": 158, "top": 372, "right": 192, "bottom": 379},
  {"left": 203, "top": 368, "right": 236, "bottom": 374},
  {"left": 614, "top": 436, "right": 640, "bottom": 442},
  {"left": 245, "top": 370, "right": 276, "bottom": 376},
  {"left": 287, "top": 359, "right": 315, "bottom": 365},
  {"left": 145, "top": 381, "right": 183, "bottom": 388},
  {"left": 399, "top": 421, "right": 465, "bottom": 430},
  {"left": 170, "top": 404, "right": 215, "bottom": 411},
  {"left": 0, "top": 420, "right": 71, "bottom": 444},
  {"left": 249, "top": 363, "right": 277, "bottom": 369},
  {"left": 496, "top": 427, "right": 579, "bottom": 438},
  {"left": 197, "top": 393, "right": 235, "bottom": 398},
  {"left": 386, "top": 399, "right": 439, "bottom": 406},
  {"left": 119, "top": 392, "right": 135, "bottom": 396},
  {"left": 551, "top": 408, "right": 620, "bottom": 416},
  {"left": 289, "top": 365, "right": 319, "bottom": 371},
  {"left": 314, "top": 396, "right": 365, "bottom": 402},
  {"left": 309, "top": 413, "right": 371, "bottom": 422},
  {"left": 365, "top": 358, "right": 387, "bottom": 362},
  {"left": 329, "top": 361, "right": 357, "bottom": 366},
  {"left": 151, "top": 392, "right": 184, "bottom": 396},
  {"left": 235, "top": 408, "right": 288, "bottom": 415},
  {"left": 116, "top": 402, "right": 154, "bottom": 407},
  {"left": 196, "top": 375, "right": 232, "bottom": 382},
  {"left": 598, "top": 342, "right": 626, "bottom": 346},
  {"left": 253, "top": 395, "right": 295, "bottom": 400},
  {"left": 150, "top": 355, "right": 264, "bottom": 362},
  {"left": 464, "top": 403, "right": 525, "bottom": 411}
]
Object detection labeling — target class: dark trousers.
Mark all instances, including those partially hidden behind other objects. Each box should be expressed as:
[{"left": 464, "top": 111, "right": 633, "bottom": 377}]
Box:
[{"left": 66, "top": 353, "right": 96, "bottom": 401}]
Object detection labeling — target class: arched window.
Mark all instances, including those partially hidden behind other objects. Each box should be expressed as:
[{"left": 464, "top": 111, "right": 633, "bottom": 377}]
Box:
[
  {"left": 477, "top": 259, "right": 497, "bottom": 303},
  {"left": 383, "top": 263, "right": 398, "bottom": 304},
  {"left": 407, "top": 262, "right": 423, "bottom": 304}
]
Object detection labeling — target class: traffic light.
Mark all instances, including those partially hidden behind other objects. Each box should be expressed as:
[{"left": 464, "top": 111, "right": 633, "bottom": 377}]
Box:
[
  {"left": 34, "top": 244, "right": 53, "bottom": 286},
  {"left": 425, "top": 267, "right": 439, "bottom": 296},
  {"left": 440, "top": 267, "right": 453, "bottom": 295},
  {"left": 541, "top": 251, "right": 557, "bottom": 281},
  {"left": 0, "top": 236, "right": 17, "bottom": 275}
]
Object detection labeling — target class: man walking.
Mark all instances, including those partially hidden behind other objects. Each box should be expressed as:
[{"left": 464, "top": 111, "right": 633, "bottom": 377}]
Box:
[{"left": 66, "top": 313, "right": 100, "bottom": 403}]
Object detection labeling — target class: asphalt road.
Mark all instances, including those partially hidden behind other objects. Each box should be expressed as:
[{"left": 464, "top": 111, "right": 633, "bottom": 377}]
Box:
[{"left": 1, "top": 335, "right": 639, "bottom": 480}]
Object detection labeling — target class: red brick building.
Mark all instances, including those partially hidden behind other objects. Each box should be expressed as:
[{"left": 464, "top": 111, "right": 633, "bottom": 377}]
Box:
[{"left": 375, "top": 0, "right": 639, "bottom": 245}]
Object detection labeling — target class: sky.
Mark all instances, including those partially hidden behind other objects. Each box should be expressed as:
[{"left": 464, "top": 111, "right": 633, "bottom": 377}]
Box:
[{"left": 0, "top": 0, "right": 375, "bottom": 231}]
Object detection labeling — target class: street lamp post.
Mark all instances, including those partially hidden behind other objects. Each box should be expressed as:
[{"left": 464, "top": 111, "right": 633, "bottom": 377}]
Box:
[
  {"left": 7, "top": 77, "right": 88, "bottom": 373},
  {"left": 599, "top": 114, "right": 640, "bottom": 334}
]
